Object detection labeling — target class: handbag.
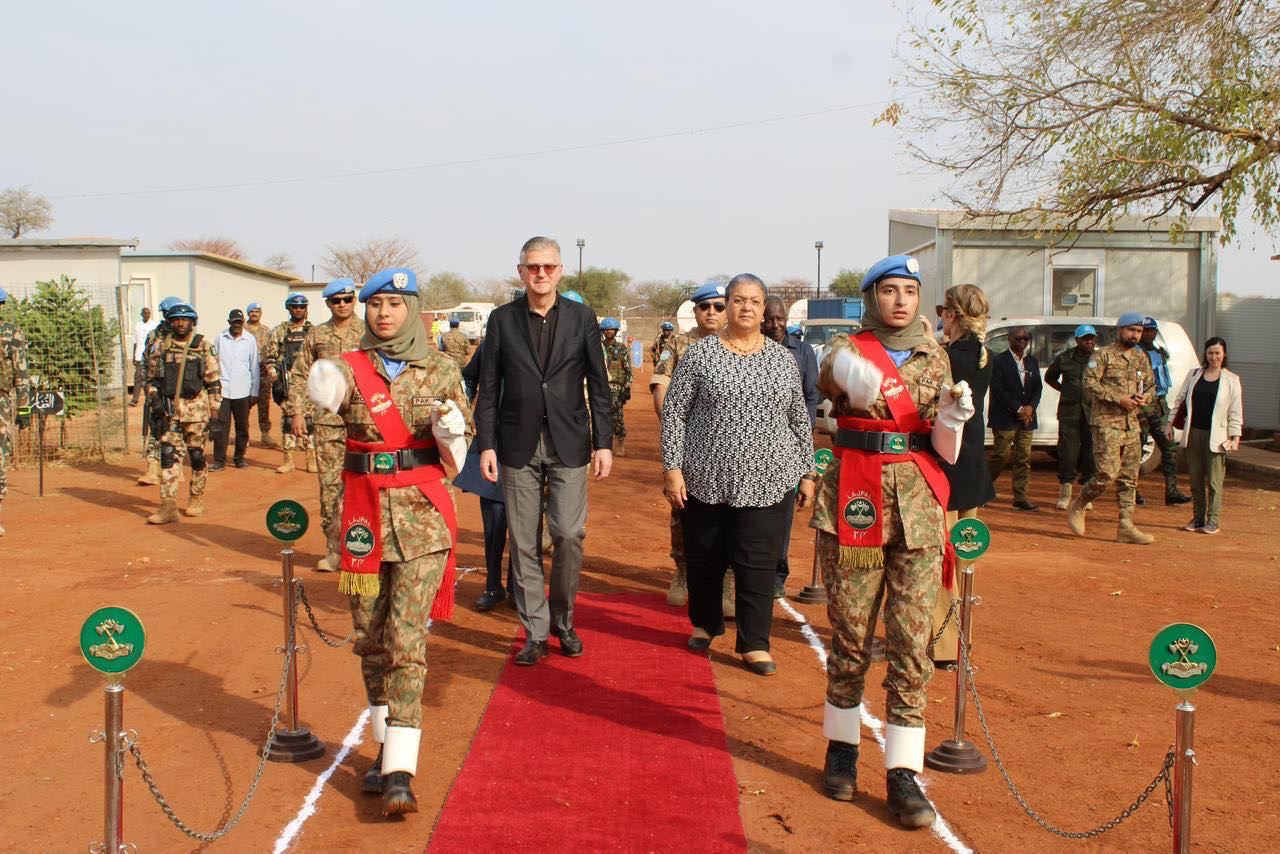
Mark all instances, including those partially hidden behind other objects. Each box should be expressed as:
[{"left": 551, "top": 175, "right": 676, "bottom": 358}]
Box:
[{"left": 1171, "top": 401, "right": 1187, "bottom": 431}]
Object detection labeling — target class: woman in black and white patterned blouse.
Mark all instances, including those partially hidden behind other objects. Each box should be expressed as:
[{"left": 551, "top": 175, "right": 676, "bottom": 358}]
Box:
[{"left": 660, "top": 273, "right": 815, "bottom": 675}]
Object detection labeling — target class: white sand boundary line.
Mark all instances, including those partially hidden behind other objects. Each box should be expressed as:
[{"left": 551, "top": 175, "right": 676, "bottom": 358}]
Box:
[{"left": 777, "top": 598, "right": 972, "bottom": 854}]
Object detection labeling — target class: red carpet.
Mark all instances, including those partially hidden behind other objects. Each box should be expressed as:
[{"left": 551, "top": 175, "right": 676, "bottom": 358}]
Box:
[{"left": 427, "top": 592, "right": 747, "bottom": 853}]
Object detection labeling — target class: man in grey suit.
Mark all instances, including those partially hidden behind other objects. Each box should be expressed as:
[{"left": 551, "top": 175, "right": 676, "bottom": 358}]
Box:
[{"left": 477, "top": 236, "right": 614, "bottom": 665}]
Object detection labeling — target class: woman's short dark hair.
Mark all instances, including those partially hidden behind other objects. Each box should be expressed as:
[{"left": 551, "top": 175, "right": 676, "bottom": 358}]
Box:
[
  {"left": 726, "top": 273, "right": 767, "bottom": 300},
  {"left": 1202, "top": 336, "right": 1229, "bottom": 368}
]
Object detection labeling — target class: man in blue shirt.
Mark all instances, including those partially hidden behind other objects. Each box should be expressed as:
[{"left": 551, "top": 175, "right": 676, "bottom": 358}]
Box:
[
  {"left": 211, "top": 309, "right": 260, "bottom": 470},
  {"left": 1139, "top": 318, "right": 1191, "bottom": 505},
  {"left": 762, "top": 296, "right": 818, "bottom": 598}
]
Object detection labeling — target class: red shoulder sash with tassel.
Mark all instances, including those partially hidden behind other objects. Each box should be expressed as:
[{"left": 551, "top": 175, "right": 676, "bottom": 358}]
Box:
[{"left": 338, "top": 351, "right": 457, "bottom": 619}]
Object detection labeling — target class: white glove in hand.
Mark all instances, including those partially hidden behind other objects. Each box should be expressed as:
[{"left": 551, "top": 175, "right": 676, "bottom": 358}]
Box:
[
  {"left": 307, "top": 359, "right": 347, "bottom": 414},
  {"left": 431, "top": 399, "right": 469, "bottom": 472},
  {"left": 832, "top": 347, "right": 883, "bottom": 410},
  {"left": 936, "top": 380, "right": 975, "bottom": 430}
]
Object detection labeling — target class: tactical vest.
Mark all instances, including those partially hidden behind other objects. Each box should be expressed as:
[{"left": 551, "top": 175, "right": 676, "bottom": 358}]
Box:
[
  {"left": 162, "top": 334, "right": 207, "bottom": 399},
  {"left": 282, "top": 323, "right": 310, "bottom": 369}
]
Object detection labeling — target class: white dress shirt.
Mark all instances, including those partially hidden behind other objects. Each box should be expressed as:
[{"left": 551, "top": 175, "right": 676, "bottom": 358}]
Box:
[{"left": 215, "top": 328, "right": 260, "bottom": 400}]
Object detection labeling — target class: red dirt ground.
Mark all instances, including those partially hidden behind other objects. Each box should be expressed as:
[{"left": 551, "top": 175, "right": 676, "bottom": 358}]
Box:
[{"left": 3, "top": 364, "right": 1277, "bottom": 853}]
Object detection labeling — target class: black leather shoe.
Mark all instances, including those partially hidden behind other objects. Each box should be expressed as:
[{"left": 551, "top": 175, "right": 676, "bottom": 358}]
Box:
[
  {"left": 362, "top": 746, "right": 384, "bottom": 794},
  {"left": 823, "top": 741, "right": 859, "bottom": 801},
  {"left": 381, "top": 771, "right": 418, "bottom": 816},
  {"left": 233, "top": 459, "right": 248, "bottom": 469},
  {"left": 886, "top": 768, "right": 936, "bottom": 828},
  {"left": 742, "top": 654, "right": 777, "bottom": 676},
  {"left": 1165, "top": 491, "right": 1192, "bottom": 506},
  {"left": 554, "top": 628, "right": 584, "bottom": 658},
  {"left": 474, "top": 590, "right": 501, "bottom": 612},
  {"left": 209, "top": 462, "right": 226, "bottom": 472},
  {"left": 514, "top": 640, "right": 549, "bottom": 666},
  {"left": 687, "top": 633, "right": 712, "bottom": 651},
  {"left": 1135, "top": 491, "right": 1148, "bottom": 506},
  {"left": 1012, "top": 499, "right": 1039, "bottom": 512}
]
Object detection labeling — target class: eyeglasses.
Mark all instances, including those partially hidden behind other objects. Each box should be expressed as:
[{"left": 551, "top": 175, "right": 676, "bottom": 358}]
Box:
[
  {"left": 1011, "top": 336, "right": 1030, "bottom": 342},
  {"left": 521, "top": 263, "right": 561, "bottom": 274},
  {"left": 327, "top": 296, "right": 355, "bottom": 304},
  {"left": 696, "top": 301, "right": 726, "bottom": 312}
]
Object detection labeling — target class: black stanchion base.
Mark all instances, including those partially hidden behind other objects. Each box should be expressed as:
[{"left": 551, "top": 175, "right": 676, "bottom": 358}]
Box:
[
  {"left": 265, "top": 728, "right": 325, "bottom": 763},
  {"left": 924, "top": 738, "right": 988, "bottom": 774},
  {"left": 795, "top": 585, "right": 828, "bottom": 605}
]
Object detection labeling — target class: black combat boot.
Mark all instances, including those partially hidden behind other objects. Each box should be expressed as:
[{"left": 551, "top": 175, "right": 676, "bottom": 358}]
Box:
[
  {"left": 362, "top": 745, "right": 384, "bottom": 794},
  {"left": 381, "top": 771, "right": 418, "bottom": 816},
  {"left": 822, "top": 741, "right": 858, "bottom": 801},
  {"left": 886, "top": 768, "right": 936, "bottom": 828}
]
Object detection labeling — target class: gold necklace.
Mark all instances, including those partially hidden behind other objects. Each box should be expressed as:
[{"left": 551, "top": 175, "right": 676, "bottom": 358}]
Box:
[{"left": 721, "top": 332, "right": 763, "bottom": 355}]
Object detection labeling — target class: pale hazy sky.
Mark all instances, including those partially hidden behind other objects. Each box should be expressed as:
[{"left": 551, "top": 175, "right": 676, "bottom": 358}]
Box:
[{"left": 6, "top": 1, "right": 1276, "bottom": 295}]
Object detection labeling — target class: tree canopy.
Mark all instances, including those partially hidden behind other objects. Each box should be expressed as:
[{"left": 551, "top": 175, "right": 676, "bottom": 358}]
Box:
[
  {"left": 826, "top": 268, "right": 869, "bottom": 298},
  {"left": 885, "top": 0, "right": 1280, "bottom": 241},
  {"left": 169, "top": 236, "right": 247, "bottom": 260},
  {"left": 0, "top": 187, "right": 53, "bottom": 238},
  {"left": 562, "top": 267, "right": 631, "bottom": 312},
  {"left": 420, "top": 272, "right": 471, "bottom": 310},
  {"left": 319, "top": 237, "right": 420, "bottom": 283}
]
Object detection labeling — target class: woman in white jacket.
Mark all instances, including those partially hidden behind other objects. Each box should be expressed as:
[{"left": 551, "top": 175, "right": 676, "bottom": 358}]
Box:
[{"left": 1168, "top": 337, "right": 1242, "bottom": 534}]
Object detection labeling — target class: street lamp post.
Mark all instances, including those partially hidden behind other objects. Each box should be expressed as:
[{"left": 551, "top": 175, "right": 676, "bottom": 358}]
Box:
[
  {"left": 577, "top": 238, "right": 586, "bottom": 291},
  {"left": 815, "top": 240, "right": 824, "bottom": 299}
]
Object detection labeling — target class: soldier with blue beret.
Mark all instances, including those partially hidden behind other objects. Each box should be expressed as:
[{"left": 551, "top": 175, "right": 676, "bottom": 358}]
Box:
[
  {"left": 1067, "top": 311, "right": 1155, "bottom": 543},
  {"left": 1045, "top": 323, "right": 1099, "bottom": 508},
  {"left": 650, "top": 321, "right": 676, "bottom": 367}
]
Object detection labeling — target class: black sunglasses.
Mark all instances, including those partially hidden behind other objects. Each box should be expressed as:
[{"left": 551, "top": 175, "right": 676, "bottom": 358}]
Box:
[
  {"left": 1011, "top": 335, "right": 1030, "bottom": 342},
  {"left": 327, "top": 295, "right": 355, "bottom": 304},
  {"left": 521, "top": 263, "right": 561, "bottom": 274},
  {"left": 696, "top": 301, "right": 726, "bottom": 312}
]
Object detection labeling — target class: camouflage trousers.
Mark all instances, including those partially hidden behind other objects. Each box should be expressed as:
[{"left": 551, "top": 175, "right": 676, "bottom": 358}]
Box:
[
  {"left": 314, "top": 423, "right": 346, "bottom": 557},
  {"left": 609, "top": 384, "right": 627, "bottom": 440},
  {"left": 0, "top": 395, "right": 13, "bottom": 502},
  {"left": 1079, "top": 425, "right": 1141, "bottom": 512},
  {"left": 282, "top": 428, "right": 314, "bottom": 452},
  {"left": 348, "top": 551, "right": 447, "bottom": 729},
  {"left": 1140, "top": 408, "right": 1179, "bottom": 493},
  {"left": 669, "top": 506, "right": 686, "bottom": 572},
  {"left": 160, "top": 422, "right": 210, "bottom": 501},
  {"left": 818, "top": 528, "right": 941, "bottom": 728}
]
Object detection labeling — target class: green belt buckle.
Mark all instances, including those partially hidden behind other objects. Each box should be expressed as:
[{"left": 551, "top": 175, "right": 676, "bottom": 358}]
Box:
[
  {"left": 373, "top": 452, "right": 396, "bottom": 473},
  {"left": 885, "top": 432, "right": 908, "bottom": 454}
]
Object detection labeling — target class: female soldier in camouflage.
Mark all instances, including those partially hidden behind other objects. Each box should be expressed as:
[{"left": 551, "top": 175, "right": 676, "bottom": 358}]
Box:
[
  {"left": 308, "top": 267, "right": 472, "bottom": 817},
  {"left": 809, "top": 255, "right": 975, "bottom": 828}
]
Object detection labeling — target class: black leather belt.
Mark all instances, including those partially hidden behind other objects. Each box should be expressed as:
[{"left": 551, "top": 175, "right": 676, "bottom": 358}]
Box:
[
  {"left": 834, "top": 428, "right": 929, "bottom": 455},
  {"left": 344, "top": 446, "right": 440, "bottom": 474}
]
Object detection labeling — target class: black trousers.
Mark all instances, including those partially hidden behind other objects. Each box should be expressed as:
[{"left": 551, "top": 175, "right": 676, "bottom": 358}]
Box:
[
  {"left": 682, "top": 494, "right": 788, "bottom": 653},
  {"left": 775, "top": 485, "right": 797, "bottom": 582},
  {"left": 212, "top": 397, "right": 252, "bottom": 465},
  {"left": 479, "top": 496, "right": 514, "bottom": 595}
]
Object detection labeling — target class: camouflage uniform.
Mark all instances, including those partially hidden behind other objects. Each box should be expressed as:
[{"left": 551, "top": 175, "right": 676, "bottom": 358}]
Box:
[
  {"left": 603, "top": 338, "right": 632, "bottom": 442},
  {"left": 289, "top": 316, "right": 366, "bottom": 568},
  {"left": 1138, "top": 342, "right": 1183, "bottom": 498},
  {"left": 266, "top": 319, "right": 315, "bottom": 464},
  {"left": 440, "top": 329, "right": 470, "bottom": 369},
  {"left": 649, "top": 330, "right": 673, "bottom": 366},
  {"left": 1045, "top": 346, "right": 1096, "bottom": 485},
  {"left": 810, "top": 333, "right": 950, "bottom": 727},
  {"left": 1079, "top": 342, "right": 1152, "bottom": 512},
  {"left": 244, "top": 320, "right": 274, "bottom": 440},
  {"left": 146, "top": 332, "right": 221, "bottom": 513},
  {"left": 0, "top": 316, "right": 32, "bottom": 521},
  {"left": 136, "top": 321, "right": 173, "bottom": 484},
  {"left": 332, "top": 349, "right": 473, "bottom": 729}
]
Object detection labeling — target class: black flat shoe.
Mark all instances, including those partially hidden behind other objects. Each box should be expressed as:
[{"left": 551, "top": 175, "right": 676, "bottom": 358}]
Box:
[
  {"left": 1012, "top": 499, "right": 1039, "bottom": 512},
  {"left": 474, "top": 590, "right": 501, "bottom": 612},
  {"left": 742, "top": 655, "right": 777, "bottom": 676},
  {"left": 554, "top": 628, "right": 584, "bottom": 657},
  {"left": 514, "top": 640, "right": 549, "bottom": 666},
  {"left": 687, "top": 634, "right": 712, "bottom": 651}
]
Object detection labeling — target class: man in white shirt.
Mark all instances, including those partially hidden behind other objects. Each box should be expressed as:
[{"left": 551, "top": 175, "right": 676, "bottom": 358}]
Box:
[
  {"left": 211, "top": 309, "right": 259, "bottom": 470},
  {"left": 129, "top": 306, "right": 160, "bottom": 406}
]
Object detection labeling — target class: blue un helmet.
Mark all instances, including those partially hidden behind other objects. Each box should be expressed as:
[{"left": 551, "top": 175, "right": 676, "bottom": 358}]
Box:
[
  {"left": 661, "top": 321, "right": 674, "bottom": 331},
  {"left": 787, "top": 323, "right": 802, "bottom": 336},
  {"left": 0, "top": 285, "right": 8, "bottom": 303},
  {"left": 157, "top": 296, "right": 183, "bottom": 317},
  {"left": 168, "top": 302, "right": 198, "bottom": 321},
  {"left": 449, "top": 314, "right": 461, "bottom": 327},
  {"left": 561, "top": 289, "right": 584, "bottom": 304},
  {"left": 285, "top": 292, "right": 309, "bottom": 308},
  {"left": 1074, "top": 324, "right": 1098, "bottom": 339},
  {"left": 600, "top": 316, "right": 621, "bottom": 331}
]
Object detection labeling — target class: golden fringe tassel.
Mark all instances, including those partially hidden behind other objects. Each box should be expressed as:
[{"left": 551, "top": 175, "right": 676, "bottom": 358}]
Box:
[
  {"left": 839, "top": 545, "right": 884, "bottom": 570},
  {"left": 338, "top": 571, "right": 381, "bottom": 597}
]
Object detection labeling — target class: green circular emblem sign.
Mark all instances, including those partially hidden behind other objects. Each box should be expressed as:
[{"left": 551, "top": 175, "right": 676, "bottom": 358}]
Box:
[
  {"left": 814, "top": 448, "right": 834, "bottom": 476},
  {"left": 80, "top": 607, "right": 146, "bottom": 674},
  {"left": 344, "top": 523, "right": 374, "bottom": 558},
  {"left": 950, "top": 517, "right": 992, "bottom": 560},
  {"left": 842, "top": 495, "right": 876, "bottom": 531},
  {"left": 1149, "top": 623, "right": 1217, "bottom": 691},
  {"left": 266, "top": 499, "right": 309, "bottom": 542}
]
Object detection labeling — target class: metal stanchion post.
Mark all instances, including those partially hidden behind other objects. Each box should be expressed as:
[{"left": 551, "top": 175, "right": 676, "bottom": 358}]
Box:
[
  {"left": 795, "top": 538, "right": 828, "bottom": 604},
  {"left": 104, "top": 680, "right": 125, "bottom": 851},
  {"left": 926, "top": 558, "right": 987, "bottom": 772},
  {"left": 1172, "top": 698, "right": 1195, "bottom": 854},
  {"left": 266, "top": 548, "right": 325, "bottom": 762}
]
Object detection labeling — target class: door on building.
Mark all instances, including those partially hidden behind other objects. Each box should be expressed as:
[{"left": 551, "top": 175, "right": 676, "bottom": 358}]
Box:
[{"left": 1051, "top": 267, "right": 1097, "bottom": 317}]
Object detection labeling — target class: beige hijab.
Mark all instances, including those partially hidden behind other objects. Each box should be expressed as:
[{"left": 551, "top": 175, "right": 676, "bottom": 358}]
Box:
[
  {"left": 359, "top": 293, "right": 433, "bottom": 363},
  {"left": 860, "top": 282, "right": 929, "bottom": 351}
]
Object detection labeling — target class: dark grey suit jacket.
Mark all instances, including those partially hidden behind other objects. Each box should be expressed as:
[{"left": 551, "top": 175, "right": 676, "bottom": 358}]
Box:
[{"left": 475, "top": 295, "right": 613, "bottom": 468}]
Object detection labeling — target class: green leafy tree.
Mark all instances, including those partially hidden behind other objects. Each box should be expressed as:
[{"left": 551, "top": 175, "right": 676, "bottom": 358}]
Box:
[
  {"left": 10, "top": 276, "right": 118, "bottom": 415},
  {"left": 420, "top": 271, "right": 471, "bottom": 310},
  {"left": 886, "top": 0, "right": 1280, "bottom": 240},
  {"left": 827, "top": 268, "right": 869, "bottom": 298},
  {"left": 562, "top": 267, "right": 631, "bottom": 312}
]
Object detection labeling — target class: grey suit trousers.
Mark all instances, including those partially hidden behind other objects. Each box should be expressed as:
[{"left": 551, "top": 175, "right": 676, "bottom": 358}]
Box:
[{"left": 501, "top": 426, "right": 589, "bottom": 642}]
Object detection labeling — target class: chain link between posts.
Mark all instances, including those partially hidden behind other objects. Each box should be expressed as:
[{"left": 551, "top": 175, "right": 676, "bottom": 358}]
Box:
[
  {"left": 958, "top": 632, "right": 1176, "bottom": 838},
  {"left": 295, "top": 579, "right": 354, "bottom": 647},
  {"left": 123, "top": 606, "right": 298, "bottom": 842},
  {"left": 928, "top": 598, "right": 960, "bottom": 651}
]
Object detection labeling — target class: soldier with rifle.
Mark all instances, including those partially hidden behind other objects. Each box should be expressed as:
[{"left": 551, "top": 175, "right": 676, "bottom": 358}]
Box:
[{"left": 265, "top": 292, "right": 315, "bottom": 473}]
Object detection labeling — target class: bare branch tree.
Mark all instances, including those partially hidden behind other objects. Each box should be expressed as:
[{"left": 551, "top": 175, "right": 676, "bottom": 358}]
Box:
[
  {"left": 262, "top": 253, "right": 295, "bottom": 274},
  {"left": 888, "top": 0, "right": 1280, "bottom": 242},
  {"left": 319, "top": 237, "right": 420, "bottom": 283},
  {"left": 0, "top": 186, "right": 53, "bottom": 238},
  {"left": 169, "top": 236, "right": 247, "bottom": 259}
]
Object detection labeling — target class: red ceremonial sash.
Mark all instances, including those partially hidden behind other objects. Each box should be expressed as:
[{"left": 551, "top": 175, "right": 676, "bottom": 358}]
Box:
[
  {"left": 835, "top": 332, "right": 955, "bottom": 584},
  {"left": 338, "top": 351, "right": 457, "bottom": 619}
]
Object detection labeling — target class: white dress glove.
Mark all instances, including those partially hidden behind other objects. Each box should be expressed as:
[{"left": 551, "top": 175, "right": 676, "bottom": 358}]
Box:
[
  {"left": 431, "top": 400, "right": 469, "bottom": 472},
  {"left": 931, "top": 380, "right": 974, "bottom": 465},
  {"left": 832, "top": 347, "right": 884, "bottom": 410},
  {"left": 307, "top": 359, "right": 347, "bottom": 414}
]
